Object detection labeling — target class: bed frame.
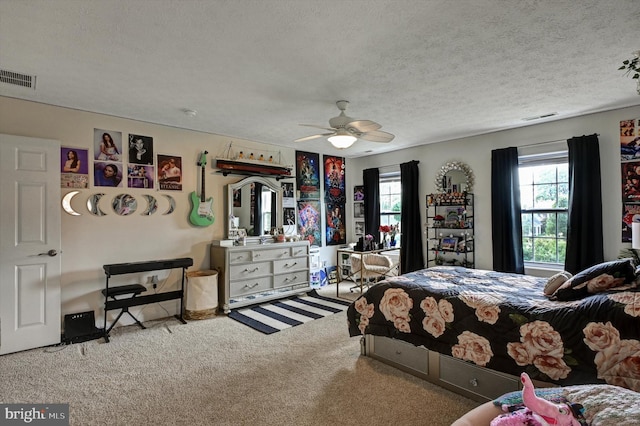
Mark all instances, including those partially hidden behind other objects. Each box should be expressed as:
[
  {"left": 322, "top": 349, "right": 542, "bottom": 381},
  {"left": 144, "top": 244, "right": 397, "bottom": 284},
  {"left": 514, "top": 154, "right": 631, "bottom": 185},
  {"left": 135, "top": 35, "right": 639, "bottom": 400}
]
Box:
[{"left": 362, "top": 334, "right": 553, "bottom": 402}]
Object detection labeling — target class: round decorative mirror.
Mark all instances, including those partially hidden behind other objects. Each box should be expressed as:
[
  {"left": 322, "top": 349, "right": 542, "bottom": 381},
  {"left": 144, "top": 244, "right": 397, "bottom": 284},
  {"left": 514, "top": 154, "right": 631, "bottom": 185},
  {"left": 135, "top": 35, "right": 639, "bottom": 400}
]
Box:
[
  {"left": 112, "top": 194, "right": 137, "bottom": 216},
  {"left": 435, "top": 161, "right": 474, "bottom": 193}
]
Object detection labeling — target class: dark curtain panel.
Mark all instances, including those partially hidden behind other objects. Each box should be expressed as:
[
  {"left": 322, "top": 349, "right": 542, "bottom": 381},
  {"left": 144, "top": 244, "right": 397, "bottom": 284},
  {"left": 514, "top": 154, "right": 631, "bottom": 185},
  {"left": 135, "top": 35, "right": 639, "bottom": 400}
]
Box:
[
  {"left": 253, "top": 182, "right": 263, "bottom": 236},
  {"left": 400, "top": 160, "right": 424, "bottom": 273},
  {"left": 565, "top": 134, "right": 603, "bottom": 274},
  {"left": 491, "top": 147, "right": 524, "bottom": 273},
  {"left": 363, "top": 168, "right": 380, "bottom": 244}
]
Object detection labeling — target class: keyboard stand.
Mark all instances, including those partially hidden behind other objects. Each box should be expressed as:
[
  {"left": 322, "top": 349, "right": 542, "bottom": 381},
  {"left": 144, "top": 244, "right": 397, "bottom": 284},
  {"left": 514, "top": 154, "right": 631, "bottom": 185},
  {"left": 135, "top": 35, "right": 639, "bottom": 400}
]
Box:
[{"left": 102, "top": 257, "right": 193, "bottom": 342}]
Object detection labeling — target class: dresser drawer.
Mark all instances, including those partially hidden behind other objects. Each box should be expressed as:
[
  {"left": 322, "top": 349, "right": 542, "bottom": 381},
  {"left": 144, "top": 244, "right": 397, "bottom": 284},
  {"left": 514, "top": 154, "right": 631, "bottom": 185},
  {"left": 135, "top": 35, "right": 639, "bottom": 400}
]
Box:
[
  {"left": 290, "top": 245, "right": 309, "bottom": 258},
  {"left": 228, "top": 251, "right": 252, "bottom": 264},
  {"left": 438, "top": 355, "right": 519, "bottom": 399},
  {"left": 371, "top": 336, "right": 429, "bottom": 375},
  {"left": 252, "top": 247, "right": 291, "bottom": 261},
  {"left": 230, "top": 276, "right": 272, "bottom": 297},
  {"left": 273, "top": 271, "right": 307, "bottom": 288},
  {"left": 229, "top": 261, "right": 271, "bottom": 280},
  {"left": 273, "top": 257, "right": 308, "bottom": 273}
]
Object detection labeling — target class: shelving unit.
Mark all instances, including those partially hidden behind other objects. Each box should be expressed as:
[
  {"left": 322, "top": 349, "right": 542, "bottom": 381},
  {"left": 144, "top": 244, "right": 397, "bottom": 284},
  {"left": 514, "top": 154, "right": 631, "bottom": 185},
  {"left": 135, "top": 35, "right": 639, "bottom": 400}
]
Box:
[{"left": 426, "top": 192, "right": 474, "bottom": 268}]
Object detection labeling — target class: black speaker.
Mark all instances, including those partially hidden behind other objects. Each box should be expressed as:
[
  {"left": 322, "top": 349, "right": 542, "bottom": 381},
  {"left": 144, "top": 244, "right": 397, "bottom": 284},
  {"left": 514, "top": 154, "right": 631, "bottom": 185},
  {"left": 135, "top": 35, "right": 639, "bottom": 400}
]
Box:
[{"left": 63, "top": 311, "right": 102, "bottom": 344}]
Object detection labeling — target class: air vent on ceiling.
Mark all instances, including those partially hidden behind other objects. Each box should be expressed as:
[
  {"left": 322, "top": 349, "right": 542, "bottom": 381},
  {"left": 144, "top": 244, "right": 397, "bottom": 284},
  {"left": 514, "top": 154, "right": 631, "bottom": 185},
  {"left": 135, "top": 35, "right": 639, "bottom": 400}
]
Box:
[
  {"left": 0, "top": 69, "right": 36, "bottom": 90},
  {"left": 521, "top": 112, "right": 558, "bottom": 122}
]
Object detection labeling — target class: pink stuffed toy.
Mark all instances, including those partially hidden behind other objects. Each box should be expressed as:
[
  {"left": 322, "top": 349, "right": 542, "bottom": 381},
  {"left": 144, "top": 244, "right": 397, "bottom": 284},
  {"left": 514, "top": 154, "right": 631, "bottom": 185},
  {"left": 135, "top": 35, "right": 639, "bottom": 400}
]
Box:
[{"left": 490, "top": 373, "right": 584, "bottom": 426}]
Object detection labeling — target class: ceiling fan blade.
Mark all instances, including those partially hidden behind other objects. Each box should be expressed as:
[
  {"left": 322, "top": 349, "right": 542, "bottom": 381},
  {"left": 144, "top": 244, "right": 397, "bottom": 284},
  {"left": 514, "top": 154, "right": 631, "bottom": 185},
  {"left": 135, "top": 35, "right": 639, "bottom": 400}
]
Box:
[
  {"left": 299, "top": 124, "right": 336, "bottom": 132},
  {"left": 359, "top": 130, "right": 395, "bottom": 143},
  {"left": 346, "top": 120, "right": 381, "bottom": 133},
  {"left": 294, "top": 132, "right": 335, "bottom": 142}
]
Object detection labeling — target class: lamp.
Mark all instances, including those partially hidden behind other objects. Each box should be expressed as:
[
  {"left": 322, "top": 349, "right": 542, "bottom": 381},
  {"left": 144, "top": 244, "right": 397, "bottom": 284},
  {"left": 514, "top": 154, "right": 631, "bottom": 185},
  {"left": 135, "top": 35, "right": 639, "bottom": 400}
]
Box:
[{"left": 328, "top": 130, "right": 357, "bottom": 149}]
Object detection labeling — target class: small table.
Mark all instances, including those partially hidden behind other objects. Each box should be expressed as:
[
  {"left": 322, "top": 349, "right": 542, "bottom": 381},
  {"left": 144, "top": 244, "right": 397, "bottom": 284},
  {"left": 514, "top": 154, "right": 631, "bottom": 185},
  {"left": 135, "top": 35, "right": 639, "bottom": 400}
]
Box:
[{"left": 336, "top": 247, "right": 401, "bottom": 297}]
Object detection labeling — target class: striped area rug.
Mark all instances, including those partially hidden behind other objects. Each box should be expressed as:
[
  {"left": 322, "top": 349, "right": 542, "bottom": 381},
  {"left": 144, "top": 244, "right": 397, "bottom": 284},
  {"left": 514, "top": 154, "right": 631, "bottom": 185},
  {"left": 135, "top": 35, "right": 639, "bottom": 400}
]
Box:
[{"left": 228, "top": 290, "right": 351, "bottom": 334}]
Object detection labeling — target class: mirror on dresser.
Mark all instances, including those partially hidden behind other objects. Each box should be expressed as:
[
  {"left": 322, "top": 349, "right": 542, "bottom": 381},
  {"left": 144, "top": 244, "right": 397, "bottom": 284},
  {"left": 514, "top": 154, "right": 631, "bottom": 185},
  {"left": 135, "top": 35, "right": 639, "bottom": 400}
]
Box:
[{"left": 227, "top": 176, "right": 283, "bottom": 238}]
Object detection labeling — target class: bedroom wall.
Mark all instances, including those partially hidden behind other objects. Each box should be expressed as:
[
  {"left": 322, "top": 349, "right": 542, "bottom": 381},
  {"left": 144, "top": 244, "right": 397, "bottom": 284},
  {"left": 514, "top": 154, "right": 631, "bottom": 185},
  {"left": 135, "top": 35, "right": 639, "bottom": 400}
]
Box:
[
  {"left": 0, "top": 96, "right": 308, "bottom": 326},
  {"left": 347, "top": 104, "right": 640, "bottom": 274},
  {"left": 2, "top": 95, "right": 640, "bottom": 329}
]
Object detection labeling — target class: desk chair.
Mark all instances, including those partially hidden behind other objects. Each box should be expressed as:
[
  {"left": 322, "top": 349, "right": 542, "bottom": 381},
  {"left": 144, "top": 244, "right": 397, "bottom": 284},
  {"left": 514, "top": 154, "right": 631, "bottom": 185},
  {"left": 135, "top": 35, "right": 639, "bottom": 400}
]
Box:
[{"left": 349, "top": 253, "right": 395, "bottom": 292}]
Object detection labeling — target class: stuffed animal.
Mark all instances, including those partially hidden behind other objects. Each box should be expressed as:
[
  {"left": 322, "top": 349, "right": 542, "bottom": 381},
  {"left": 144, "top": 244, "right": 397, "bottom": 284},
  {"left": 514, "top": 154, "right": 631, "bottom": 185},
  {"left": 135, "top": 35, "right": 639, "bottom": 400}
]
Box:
[{"left": 490, "top": 373, "right": 584, "bottom": 426}]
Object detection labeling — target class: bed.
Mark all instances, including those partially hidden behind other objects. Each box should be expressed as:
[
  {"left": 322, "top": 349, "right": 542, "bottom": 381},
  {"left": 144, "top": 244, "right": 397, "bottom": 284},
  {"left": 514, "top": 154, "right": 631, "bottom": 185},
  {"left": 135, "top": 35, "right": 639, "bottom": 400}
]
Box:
[{"left": 347, "top": 265, "right": 640, "bottom": 401}]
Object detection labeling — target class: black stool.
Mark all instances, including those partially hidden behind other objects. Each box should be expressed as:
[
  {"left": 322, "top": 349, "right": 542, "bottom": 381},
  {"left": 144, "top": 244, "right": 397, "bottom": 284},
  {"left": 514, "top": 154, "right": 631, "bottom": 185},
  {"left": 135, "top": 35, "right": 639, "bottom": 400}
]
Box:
[{"left": 102, "top": 284, "right": 147, "bottom": 334}]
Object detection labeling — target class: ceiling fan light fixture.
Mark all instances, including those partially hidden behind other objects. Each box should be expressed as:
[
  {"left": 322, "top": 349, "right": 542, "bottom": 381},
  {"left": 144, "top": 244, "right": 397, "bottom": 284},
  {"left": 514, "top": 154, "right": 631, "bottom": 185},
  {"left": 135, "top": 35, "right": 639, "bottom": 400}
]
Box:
[{"left": 328, "top": 132, "right": 356, "bottom": 149}]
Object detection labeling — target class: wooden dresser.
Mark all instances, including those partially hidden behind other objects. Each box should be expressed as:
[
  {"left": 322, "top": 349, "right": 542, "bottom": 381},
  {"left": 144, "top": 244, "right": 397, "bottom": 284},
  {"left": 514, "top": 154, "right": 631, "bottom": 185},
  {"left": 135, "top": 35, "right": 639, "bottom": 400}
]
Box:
[{"left": 210, "top": 241, "right": 311, "bottom": 313}]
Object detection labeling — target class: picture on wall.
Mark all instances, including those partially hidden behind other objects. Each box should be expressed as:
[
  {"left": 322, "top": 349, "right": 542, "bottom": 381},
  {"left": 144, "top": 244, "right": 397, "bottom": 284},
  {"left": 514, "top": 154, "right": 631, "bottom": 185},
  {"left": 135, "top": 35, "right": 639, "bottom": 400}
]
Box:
[
  {"left": 296, "top": 151, "right": 320, "bottom": 200},
  {"left": 157, "top": 154, "right": 182, "bottom": 191},
  {"left": 622, "top": 160, "right": 640, "bottom": 201},
  {"left": 620, "top": 118, "right": 640, "bottom": 161},
  {"left": 355, "top": 220, "right": 364, "bottom": 236},
  {"left": 326, "top": 203, "right": 346, "bottom": 245},
  {"left": 622, "top": 203, "right": 640, "bottom": 242},
  {"left": 94, "top": 129, "right": 122, "bottom": 162},
  {"left": 128, "top": 134, "right": 154, "bottom": 165},
  {"left": 94, "top": 162, "right": 123, "bottom": 187},
  {"left": 282, "top": 181, "right": 295, "bottom": 208},
  {"left": 354, "top": 185, "right": 364, "bottom": 202},
  {"left": 297, "top": 200, "right": 322, "bottom": 246},
  {"left": 354, "top": 201, "right": 364, "bottom": 218},
  {"left": 127, "top": 164, "right": 155, "bottom": 189},
  {"left": 283, "top": 207, "right": 296, "bottom": 226},
  {"left": 60, "top": 146, "right": 89, "bottom": 188},
  {"left": 323, "top": 155, "right": 345, "bottom": 204}
]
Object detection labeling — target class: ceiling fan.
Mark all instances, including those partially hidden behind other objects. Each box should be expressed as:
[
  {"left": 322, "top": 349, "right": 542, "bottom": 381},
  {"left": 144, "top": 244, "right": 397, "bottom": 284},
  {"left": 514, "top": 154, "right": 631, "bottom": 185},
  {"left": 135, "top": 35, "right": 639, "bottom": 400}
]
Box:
[{"left": 295, "top": 100, "right": 395, "bottom": 149}]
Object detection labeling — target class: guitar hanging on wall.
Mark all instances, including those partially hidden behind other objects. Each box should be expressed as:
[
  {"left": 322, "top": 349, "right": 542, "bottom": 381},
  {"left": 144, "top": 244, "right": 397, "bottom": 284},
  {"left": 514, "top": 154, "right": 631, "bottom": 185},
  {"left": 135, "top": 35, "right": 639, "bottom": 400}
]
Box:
[{"left": 189, "top": 151, "right": 214, "bottom": 227}]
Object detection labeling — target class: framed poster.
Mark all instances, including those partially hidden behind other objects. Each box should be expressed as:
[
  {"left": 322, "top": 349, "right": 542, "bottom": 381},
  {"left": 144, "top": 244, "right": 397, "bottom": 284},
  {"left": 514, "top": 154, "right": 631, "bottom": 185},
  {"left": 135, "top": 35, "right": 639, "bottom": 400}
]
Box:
[
  {"left": 94, "top": 129, "right": 122, "bottom": 162},
  {"left": 297, "top": 200, "right": 322, "bottom": 246},
  {"left": 354, "top": 201, "right": 364, "bottom": 218},
  {"left": 326, "top": 203, "right": 346, "bottom": 245},
  {"left": 621, "top": 118, "right": 640, "bottom": 161},
  {"left": 354, "top": 185, "right": 364, "bottom": 202},
  {"left": 323, "top": 155, "right": 345, "bottom": 204},
  {"left": 440, "top": 237, "right": 458, "bottom": 251},
  {"left": 128, "top": 134, "right": 154, "bottom": 165},
  {"left": 60, "top": 146, "right": 89, "bottom": 188},
  {"left": 296, "top": 151, "right": 320, "bottom": 200},
  {"left": 157, "top": 154, "right": 182, "bottom": 191}
]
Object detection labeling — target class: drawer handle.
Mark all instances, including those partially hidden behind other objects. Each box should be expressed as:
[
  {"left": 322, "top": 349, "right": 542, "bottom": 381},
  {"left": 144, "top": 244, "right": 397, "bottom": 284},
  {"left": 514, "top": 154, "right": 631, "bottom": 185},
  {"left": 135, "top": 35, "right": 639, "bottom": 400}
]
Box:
[
  {"left": 284, "top": 262, "right": 298, "bottom": 268},
  {"left": 395, "top": 350, "right": 402, "bottom": 355},
  {"left": 469, "top": 378, "right": 478, "bottom": 387},
  {"left": 244, "top": 282, "right": 260, "bottom": 289},
  {"left": 243, "top": 267, "right": 259, "bottom": 273},
  {"left": 254, "top": 253, "right": 260, "bottom": 258},
  {"left": 283, "top": 275, "right": 298, "bottom": 282}
]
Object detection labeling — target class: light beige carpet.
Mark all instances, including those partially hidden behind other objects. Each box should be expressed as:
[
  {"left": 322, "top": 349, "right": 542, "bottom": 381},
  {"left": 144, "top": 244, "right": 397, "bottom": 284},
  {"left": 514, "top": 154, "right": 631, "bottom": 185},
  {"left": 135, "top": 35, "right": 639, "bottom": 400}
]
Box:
[{"left": 0, "top": 282, "right": 478, "bottom": 425}]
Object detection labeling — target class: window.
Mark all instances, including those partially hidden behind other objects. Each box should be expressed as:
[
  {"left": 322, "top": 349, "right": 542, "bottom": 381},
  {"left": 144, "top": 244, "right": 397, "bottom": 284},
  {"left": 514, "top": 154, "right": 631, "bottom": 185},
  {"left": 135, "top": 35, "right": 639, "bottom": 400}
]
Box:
[
  {"left": 519, "top": 153, "right": 568, "bottom": 265},
  {"left": 379, "top": 172, "right": 401, "bottom": 236}
]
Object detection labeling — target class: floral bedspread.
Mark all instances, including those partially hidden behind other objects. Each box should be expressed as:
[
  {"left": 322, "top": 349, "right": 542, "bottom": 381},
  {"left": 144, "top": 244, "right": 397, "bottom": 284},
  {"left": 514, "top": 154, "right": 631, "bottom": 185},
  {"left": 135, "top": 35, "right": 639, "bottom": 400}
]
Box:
[{"left": 347, "top": 266, "right": 640, "bottom": 392}]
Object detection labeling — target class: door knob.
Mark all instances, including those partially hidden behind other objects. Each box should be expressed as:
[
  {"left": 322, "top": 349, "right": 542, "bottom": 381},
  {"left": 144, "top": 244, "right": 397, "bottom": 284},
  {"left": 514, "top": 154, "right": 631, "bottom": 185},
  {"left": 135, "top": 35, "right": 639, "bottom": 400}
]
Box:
[{"left": 38, "top": 249, "right": 58, "bottom": 257}]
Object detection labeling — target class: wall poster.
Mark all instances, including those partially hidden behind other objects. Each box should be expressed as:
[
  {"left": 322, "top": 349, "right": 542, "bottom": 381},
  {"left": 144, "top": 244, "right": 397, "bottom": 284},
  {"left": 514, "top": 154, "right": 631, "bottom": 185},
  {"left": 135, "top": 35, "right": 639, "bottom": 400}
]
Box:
[
  {"left": 295, "top": 151, "right": 320, "bottom": 200},
  {"left": 93, "top": 128, "right": 123, "bottom": 187},
  {"left": 323, "top": 155, "right": 346, "bottom": 245},
  {"left": 297, "top": 200, "right": 322, "bottom": 247},
  {"left": 158, "top": 154, "right": 182, "bottom": 191},
  {"left": 621, "top": 118, "right": 640, "bottom": 241},
  {"left": 60, "top": 146, "right": 89, "bottom": 188}
]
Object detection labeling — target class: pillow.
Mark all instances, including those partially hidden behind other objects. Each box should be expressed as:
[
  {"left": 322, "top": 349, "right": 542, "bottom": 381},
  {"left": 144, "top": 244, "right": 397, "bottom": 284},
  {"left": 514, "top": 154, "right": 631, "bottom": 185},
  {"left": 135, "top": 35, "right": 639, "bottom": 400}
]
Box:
[
  {"left": 543, "top": 271, "right": 573, "bottom": 296},
  {"left": 550, "top": 259, "right": 636, "bottom": 301}
]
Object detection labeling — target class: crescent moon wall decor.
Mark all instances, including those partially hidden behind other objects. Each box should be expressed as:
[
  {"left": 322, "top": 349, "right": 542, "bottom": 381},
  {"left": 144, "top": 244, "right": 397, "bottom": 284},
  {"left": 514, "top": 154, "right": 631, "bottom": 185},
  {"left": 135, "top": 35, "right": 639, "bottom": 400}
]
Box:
[
  {"left": 87, "top": 193, "right": 107, "bottom": 216},
  {"left": 62, "top": 191, "right": 81, "bottom": 216},
  {"left": 163, "top": 194, "right": 176, "bottom": 215},
  {"left": 141, "top": 195, "right": 158, "bottom": 215}
]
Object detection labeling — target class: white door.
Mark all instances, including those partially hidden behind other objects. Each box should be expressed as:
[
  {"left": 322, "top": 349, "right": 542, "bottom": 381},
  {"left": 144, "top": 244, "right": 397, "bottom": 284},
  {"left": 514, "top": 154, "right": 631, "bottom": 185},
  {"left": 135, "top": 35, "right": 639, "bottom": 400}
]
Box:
[{"left": 0, "top": 134, "right": 61, "bottom": 354}]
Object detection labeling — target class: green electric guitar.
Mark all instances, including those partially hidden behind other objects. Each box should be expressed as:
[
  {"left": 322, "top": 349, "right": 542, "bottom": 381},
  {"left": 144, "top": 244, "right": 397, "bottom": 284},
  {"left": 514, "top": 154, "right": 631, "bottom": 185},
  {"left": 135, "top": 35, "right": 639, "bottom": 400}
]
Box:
[{"left": 189, "top": 151, "right": 214, "bottom": 227}]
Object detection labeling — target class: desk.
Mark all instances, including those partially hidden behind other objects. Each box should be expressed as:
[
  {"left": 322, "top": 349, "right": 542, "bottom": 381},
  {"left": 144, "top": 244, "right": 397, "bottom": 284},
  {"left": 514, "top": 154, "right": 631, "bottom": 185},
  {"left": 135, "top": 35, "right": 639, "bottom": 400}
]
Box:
[{"left": 336, "top": 247, "right": 400, "bottom": 297}]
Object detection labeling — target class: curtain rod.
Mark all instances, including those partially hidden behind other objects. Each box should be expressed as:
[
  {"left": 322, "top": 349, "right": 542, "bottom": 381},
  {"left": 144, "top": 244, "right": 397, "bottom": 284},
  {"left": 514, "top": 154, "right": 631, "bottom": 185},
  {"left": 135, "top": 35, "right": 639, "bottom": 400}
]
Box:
[{"left": 519, "top": 133, "right": 600, "bottom": 149}]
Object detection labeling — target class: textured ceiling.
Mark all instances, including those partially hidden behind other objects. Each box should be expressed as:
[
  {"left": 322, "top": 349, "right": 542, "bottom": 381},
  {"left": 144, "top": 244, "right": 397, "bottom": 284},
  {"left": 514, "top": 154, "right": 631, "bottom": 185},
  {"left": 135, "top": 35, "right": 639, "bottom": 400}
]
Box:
[{"left": 1, "top": 0, "right": 639, "bottom": 158}]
